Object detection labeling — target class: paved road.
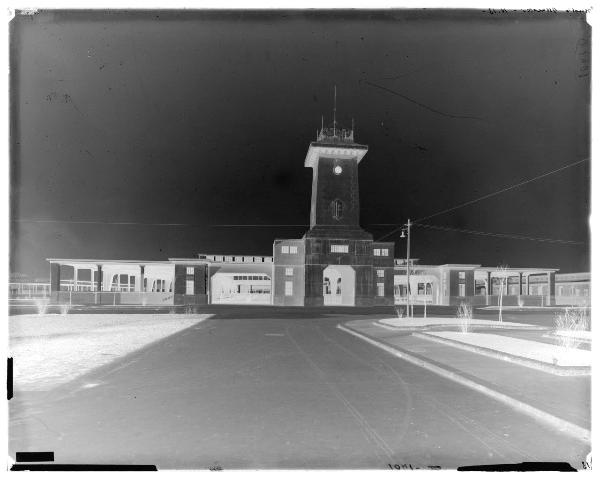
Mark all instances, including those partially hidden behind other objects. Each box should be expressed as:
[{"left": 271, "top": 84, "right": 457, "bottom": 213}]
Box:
[{"left": 10, "top": 309, "right": 590, "bottom": 469}]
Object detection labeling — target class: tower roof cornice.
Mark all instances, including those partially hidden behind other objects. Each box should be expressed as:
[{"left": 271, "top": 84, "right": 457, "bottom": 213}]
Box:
[{"left": 304, "top": 142, "right": 368, "bottom": 169}]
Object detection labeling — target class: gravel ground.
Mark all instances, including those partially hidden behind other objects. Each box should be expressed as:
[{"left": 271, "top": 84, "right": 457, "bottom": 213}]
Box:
[{"left": 10, "top": 313, "right": 212, "bottom": 391}]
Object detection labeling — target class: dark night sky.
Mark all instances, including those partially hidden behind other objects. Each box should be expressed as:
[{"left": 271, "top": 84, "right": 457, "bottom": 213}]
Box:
[{"left": 10, "top": 10, "right": 590, "bottom": 280}]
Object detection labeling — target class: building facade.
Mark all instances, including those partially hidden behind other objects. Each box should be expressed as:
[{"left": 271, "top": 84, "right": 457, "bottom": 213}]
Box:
[{"left": 44, "top": 112, "right": 589, "bottom": 308}]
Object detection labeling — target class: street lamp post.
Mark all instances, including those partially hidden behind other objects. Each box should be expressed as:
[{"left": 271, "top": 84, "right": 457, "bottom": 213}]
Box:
[{"left": 401, "top": 219, "right": 412, "bottom": 318}]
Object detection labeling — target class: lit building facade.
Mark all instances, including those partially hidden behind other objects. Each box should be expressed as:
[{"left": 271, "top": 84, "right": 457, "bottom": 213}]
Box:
[{"left": 45, "top": 113, "right": 587, "bottom": 308}]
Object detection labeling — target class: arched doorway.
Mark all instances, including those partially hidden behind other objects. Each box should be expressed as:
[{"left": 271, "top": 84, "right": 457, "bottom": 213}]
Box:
[{"left": 323, "top": 265, "right": 355, "bottom": 306}]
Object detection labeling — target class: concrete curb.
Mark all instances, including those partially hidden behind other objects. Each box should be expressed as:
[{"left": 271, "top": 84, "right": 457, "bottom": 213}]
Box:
[
  {"left": 373, "top": 320, "right": 546, "bottom": 332},
  {"left": 413, "top": 332, "right": 591, "bottom": 377},
  {"left": 337, "top": 323, "right": 591, "bottom": 443}
]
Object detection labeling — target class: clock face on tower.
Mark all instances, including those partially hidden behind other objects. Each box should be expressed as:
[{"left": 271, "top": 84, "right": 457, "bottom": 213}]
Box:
[{"left": 333, "top": 165, "right": 343, "bottom": 175}]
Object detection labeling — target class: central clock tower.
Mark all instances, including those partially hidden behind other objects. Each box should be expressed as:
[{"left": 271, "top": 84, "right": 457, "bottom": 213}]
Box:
[
  {"left": 303, "top": 122, "right": 372, "bottom": 240},
  {"left": 272, "top": 93, "right": 394, "bottom": 308}
]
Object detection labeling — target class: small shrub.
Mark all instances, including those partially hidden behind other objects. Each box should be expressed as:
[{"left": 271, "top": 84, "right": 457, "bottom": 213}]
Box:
[
  {"left": 554, "top": 306, "right": 589, "bottom": 349},
  {"left": 395, "top": 306, "right": 404, "bottom": 319},
  {"left": 34, "top": 298, "right": 49, "bottom": 316},
  {"left": 456, "top": 302, "right": 473, "bottom": 334}
]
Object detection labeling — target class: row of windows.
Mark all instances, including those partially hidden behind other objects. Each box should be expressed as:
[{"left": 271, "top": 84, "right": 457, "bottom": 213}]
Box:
[
  {"left": 281, "top": 244, "right": 392, "bottom": 256},
  {"left": 232, "top": 275, "right": 270, "bottom": 281},
  {"left": 395, "top": 282, "right": 434, "bottom": 296},
  {"left": 198, "top": 256, "right": 272, "bottom": 263}
]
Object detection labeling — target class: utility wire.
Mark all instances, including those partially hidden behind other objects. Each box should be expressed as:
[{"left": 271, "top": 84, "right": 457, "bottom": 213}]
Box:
[
  {"left": 13, "top": 158, "right": 589, "bottom": 246},
  {"left": 12, "top": 219, "right": 310, "bottom": 227},
  {"left": 414, "top": 222, "right": 585, "bottom": 245},
  {"left": 361, "top": 79, "right": 485, "bottom": 121},
  {"left": 376, "top": 157, "right": 589, "bottom": 241}
]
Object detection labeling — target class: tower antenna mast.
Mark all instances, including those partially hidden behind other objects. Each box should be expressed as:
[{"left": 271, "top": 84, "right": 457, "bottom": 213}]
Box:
[{"left": 333, "top": 84, "right": 337, "bottom": 136}]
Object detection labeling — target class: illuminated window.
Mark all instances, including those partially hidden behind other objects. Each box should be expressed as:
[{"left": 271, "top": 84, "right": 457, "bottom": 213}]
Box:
[
  {"left": 285, "top": 268, "right": 293, "bottom": 276},
  {"left": 281, "top": 245, "right": 289, "bottom": 254},
  {"left": 186, "top": 280, "right": 194, "bottom": 295},
  {"left": 377, "top": 283, "right": 385, "bottom": 297},
  {"left": 186, "top": 267, "right": 194, "bottom": 275},
  {"left": 373, "top": 249, "right": 381, "bottom": 256},
  {"left": 459, "top": 271, "right": 465, "bottom": 280},
  {"left": 285, "top": 281, "right": 293, "bottom": 296},
  {"left": 459, "top": 284, "right": 466, "bottom": 297},
  {"left": 290, "top": 246, "right": 298, "bottom": 254},
  {"left": 331, "top": 245, "right": 349, "bottom": 253},
  {"left": 381, "top": 248, "right": 389, "bottom": 256},
  {"left": 377, "top": 269, "right": 384, "bottom": 277}
]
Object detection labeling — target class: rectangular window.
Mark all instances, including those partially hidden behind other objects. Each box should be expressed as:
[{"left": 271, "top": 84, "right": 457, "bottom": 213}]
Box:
[
  {"left": 285, "top": 268, "right": 293, "bottom": 276},
  {"left": 186, "top": 267, "right": 194, "bottom": 275},
  {"left": 285, "top": 281, "right": 293, "bottom": 296},
  {"left": 331, "top": 245, "right": 349, "bottom": 253},
  {"left": 459, "top": 284, "right": 466, "bottom": 297},
  {"left": 377, "top": 282, "right": 385, "bottom": 297},
  {"left": 289, "top": 246, "right": 298, "bottom": 254},
  {"left": 186, "top": 280, "right": 194, "bottom": 295},
  {"left": 418, "top": 283, "right": 425, "bottom": 295},
  {"left": 281, "top": 245, "right": 289, "bottom": 254},
  {"left": 373, "top": 248, "right": 381, "bottom": 256},
  {"left": 377, "top": 269, "right": 384, "bottom": 278},
  {"left": 459, "top": 271, "right": 465, "bottom": 280},
  {"left": 381, "top": 248, "right": 389, "bottom": 256}
]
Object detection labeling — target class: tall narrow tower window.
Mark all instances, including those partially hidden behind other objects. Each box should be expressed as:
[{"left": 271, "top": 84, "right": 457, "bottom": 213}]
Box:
[{"left": 331, "top": 199, "right": 344, "bottom": 220}]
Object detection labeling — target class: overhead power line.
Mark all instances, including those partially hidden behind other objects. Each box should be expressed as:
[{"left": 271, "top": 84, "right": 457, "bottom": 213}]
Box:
[
  {"left": 414, "top": 222, "right": 586, "bottom": 245},
  {"left": 12, "top": 219, "right": 310, "bottom": 227},
  {"left": 376, "top": 157, "right": 589, "bottom": 241}
]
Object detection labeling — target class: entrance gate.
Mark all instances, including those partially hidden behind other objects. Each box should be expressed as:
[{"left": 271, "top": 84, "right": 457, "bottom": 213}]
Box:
[{"left": 323, "top": 265, "right": 355, "bottom": 306}]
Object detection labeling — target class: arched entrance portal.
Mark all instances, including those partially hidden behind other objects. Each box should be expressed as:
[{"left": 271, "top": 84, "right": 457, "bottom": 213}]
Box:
[{"left": 323, "top": 265, "right": 355, "bottom": 306}]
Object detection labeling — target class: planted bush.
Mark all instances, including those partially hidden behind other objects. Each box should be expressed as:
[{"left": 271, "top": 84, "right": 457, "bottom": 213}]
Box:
[
  {"left": 554, "top": 306, "right": 590, "bottom": 349},
  {"left": 456, "top": 302, "right": 473, "bottom": 334}
]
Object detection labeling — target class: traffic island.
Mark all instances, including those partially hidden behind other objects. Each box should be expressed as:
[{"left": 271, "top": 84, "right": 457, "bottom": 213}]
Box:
[
  {"left": 338, "top": 319, "right": 590, "bottom": 443},
  {"left": 414, "top": 331, "right": 591, "bottom": 376}
]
